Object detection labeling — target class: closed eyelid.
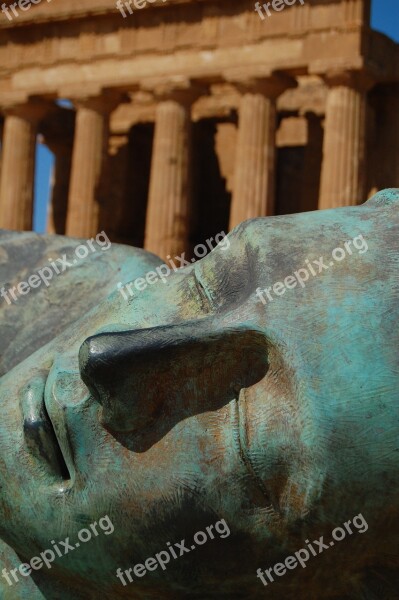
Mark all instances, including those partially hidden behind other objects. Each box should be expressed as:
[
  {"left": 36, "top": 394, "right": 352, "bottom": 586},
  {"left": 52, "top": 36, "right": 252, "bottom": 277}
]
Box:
[{"left": 193, "top": 268, "right": 217, "bottom": 312}]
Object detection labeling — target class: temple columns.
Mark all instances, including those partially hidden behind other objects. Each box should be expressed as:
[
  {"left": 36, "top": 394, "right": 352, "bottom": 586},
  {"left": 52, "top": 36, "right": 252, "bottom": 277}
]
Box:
[
  {"left": 66, "top": 95, "right": 119, "bottom": 238},
  {"left": 145, "top": 87, "right": 199, "bottom": 258},
  {"left": 0, "top": 103, "right": 46, "bottom": 230},
  {"left": 319, "top": 72, "right": 372, "bottom": 209},
  {"left": 229, "top": 76, "right": 295, "bottom": 229}
]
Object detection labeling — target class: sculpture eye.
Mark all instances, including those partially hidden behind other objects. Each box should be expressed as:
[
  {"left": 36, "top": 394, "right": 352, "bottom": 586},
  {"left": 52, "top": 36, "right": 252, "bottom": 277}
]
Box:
[
  {"left": 193, "top": 245, "right": 253, "bottom": 311},
  {"left": 192, "top": 268, "right": 216, "bottom": 311},
  {"left": 78, "top": 321, "right": 269, "bottom": 441}
]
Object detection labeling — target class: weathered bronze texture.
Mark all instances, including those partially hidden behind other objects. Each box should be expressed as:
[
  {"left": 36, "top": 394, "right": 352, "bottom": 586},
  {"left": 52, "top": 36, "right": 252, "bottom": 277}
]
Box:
[{"left": 0, "top": 189, "right": 398, "bottom": 599}]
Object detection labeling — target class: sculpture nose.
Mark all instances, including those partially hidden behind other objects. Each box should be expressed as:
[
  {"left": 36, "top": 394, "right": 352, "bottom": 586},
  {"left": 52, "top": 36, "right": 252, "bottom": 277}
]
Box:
[{"left": 79, "top": 319, "right": 268, "bottom": 434}]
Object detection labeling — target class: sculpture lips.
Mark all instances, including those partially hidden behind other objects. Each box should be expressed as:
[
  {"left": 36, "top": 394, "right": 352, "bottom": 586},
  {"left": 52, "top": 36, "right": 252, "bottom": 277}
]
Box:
[{"left": 22, "top": 383, "right": 71, "bottom": 482}]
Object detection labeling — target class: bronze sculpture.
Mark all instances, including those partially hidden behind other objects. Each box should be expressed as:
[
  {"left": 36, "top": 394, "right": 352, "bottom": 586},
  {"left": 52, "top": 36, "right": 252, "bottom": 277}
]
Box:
[{"left": 0, "top": 189, "right": 398, "bottom": 599}]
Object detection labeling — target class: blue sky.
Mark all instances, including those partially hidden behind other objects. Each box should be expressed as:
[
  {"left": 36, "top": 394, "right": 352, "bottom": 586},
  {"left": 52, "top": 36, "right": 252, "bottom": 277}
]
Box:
[{"left": 33, "top": 0, "right": 399, "bottom": 232}]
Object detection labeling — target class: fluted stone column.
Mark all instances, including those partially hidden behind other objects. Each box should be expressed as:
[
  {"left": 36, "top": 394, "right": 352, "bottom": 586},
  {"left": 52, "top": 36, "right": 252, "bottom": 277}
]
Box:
[
  {"left": 66, "top": 95, "right": 119, "bottom": 238},
  {"left": 229, "top": 76, "right": 295, "bottom": 229},
  {"left": 0, "top": 103, "right": 47, "bottom": 230},
  {"left": 319, "top": 71, "right": 372, "bottom": 209},
  {"left": 145, "top": 87, "right": 200, "bottom": 259}
]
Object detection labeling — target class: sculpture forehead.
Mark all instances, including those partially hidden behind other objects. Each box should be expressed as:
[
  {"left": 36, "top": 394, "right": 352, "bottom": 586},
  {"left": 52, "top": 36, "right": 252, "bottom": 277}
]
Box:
[
  {"left": 236, "top": 202, "right": 386, "bottom": 260},
  {"left": 216, "top": 195, "right": 397, "bottom": 295},
  {"left": 199, "top": 194, "right": 398, "bottom": 372}
]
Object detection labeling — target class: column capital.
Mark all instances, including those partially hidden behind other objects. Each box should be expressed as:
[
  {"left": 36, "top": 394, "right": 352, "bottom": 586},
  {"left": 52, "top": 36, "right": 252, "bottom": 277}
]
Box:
[
  {"left": 141, "top": 78, "right": 208, "bottom": 107},
  {"left": 321, "top": 69, "right": 375, "bottom": 92},
  {"left": 62, "top": 89, "right": 127, "bottom": 115},
  {"left": 223, "top": 71, "right": 297, "bottom": 100},
  {"left": 0, "top": 99, "right": 55, "bottom": 124}
]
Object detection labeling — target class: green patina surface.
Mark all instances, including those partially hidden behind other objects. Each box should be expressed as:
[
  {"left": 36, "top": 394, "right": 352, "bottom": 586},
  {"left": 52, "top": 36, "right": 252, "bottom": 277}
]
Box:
[{"left": 0, "top": 190, "right": 398, "bottom": 599}]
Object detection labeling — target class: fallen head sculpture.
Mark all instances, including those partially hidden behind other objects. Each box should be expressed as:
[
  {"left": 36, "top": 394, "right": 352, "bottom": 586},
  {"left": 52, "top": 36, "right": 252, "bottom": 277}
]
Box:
[{"left": 0, "top": 189, "right": 398, "bottom": 599}]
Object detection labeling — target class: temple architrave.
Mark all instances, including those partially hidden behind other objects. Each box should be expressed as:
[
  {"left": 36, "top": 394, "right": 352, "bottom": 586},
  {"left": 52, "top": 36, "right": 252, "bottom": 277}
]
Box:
[{"left": 0, "top": 0, "right": 398, "bottom": 258}]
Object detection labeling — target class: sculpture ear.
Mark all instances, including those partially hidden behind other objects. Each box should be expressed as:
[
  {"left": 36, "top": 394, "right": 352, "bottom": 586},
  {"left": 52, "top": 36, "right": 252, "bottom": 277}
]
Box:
[
  {"left": 365, "top": 188, "right": 399, "bottom": 207},
  {"left": 79, "top": 321, "right": 269, "bottom": 434}
]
